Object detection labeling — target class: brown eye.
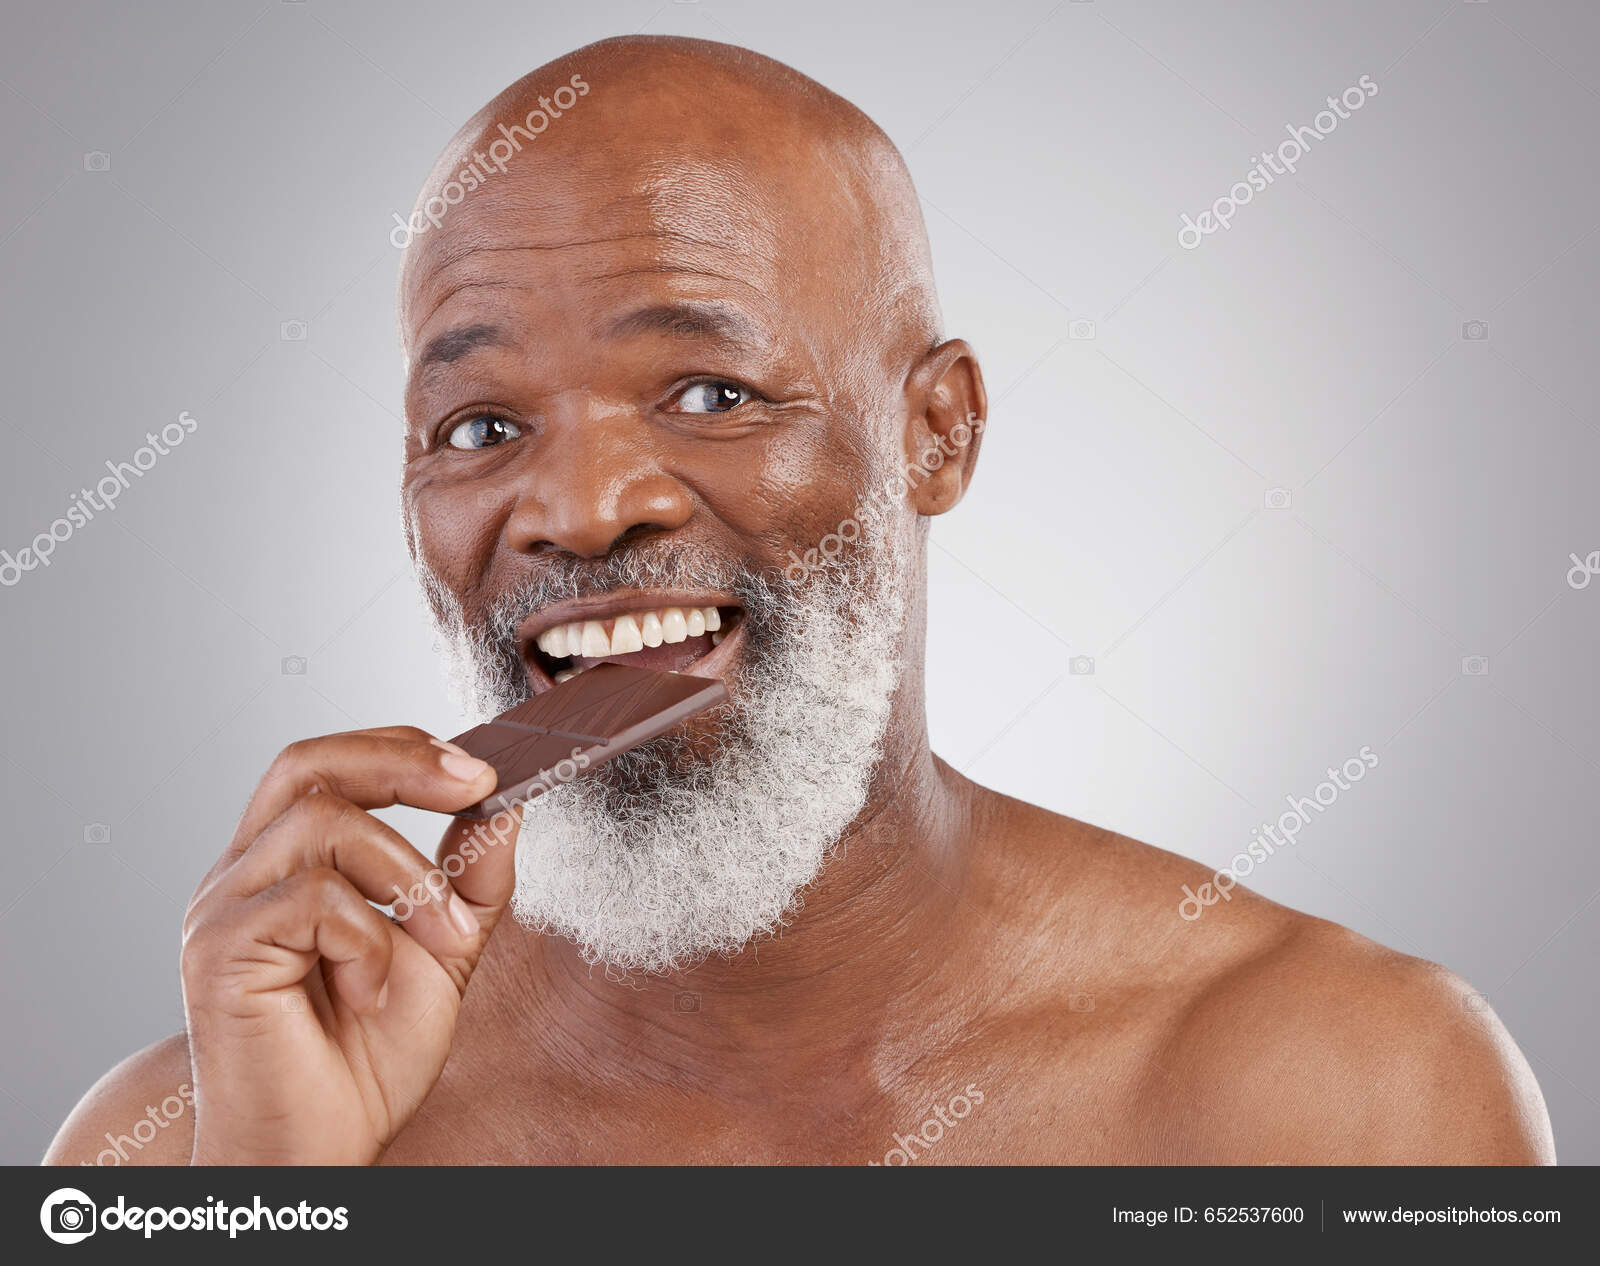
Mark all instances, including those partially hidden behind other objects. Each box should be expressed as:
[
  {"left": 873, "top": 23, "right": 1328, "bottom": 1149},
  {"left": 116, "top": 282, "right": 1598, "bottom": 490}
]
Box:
[{"left": 447, "top": 416, "right": 521, "bottom": 449}]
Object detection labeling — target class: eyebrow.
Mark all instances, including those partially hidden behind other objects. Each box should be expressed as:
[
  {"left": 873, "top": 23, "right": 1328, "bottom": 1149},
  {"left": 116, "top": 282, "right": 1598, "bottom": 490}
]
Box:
[
  {"left": 415, "top": 323, "right": 512, "bottom": 375},
  {"left": 603, "top": 301, "right": 764, "bottom": 347},
  {"left": 413, "top": 301, "right": 766, "bottom": 380}
]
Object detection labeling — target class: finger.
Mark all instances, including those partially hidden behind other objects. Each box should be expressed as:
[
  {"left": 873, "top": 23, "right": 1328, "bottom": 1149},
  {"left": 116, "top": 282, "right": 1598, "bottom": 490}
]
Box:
[
  {"left": 200, "top": 790, "right": 479, "bottom": 963},
  {"left": 434, "top": 801, "right": 525, "bottom": 939},
  {"left": 224, "top": 727, "right": 496, "bottom": 864},
  {"left": 183, "top": 868, "right": 395, "bottom": 1018}
]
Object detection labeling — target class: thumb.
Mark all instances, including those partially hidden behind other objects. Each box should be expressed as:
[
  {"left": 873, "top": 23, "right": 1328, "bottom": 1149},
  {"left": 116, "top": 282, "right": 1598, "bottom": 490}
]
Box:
[{"left": 434, "top": 801, "right": 524, "bottom": 945}]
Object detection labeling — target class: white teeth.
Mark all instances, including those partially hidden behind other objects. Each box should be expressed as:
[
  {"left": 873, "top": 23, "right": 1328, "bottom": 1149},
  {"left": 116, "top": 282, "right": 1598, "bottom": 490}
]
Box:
[
  {"left": 553, "top": 667, "right": 578, "bottom": 683},
  {"left": 580, "top": 620, "right": 610, "bottom": 657},
  {"left": 543, "top": 605, "right": 728, "bottom": 661},
  {"left": 609, "top": 613, "right": 644, "bottom": 655},
  {"left": 537, "top": 625, "right": 568, "bottom": 658}
]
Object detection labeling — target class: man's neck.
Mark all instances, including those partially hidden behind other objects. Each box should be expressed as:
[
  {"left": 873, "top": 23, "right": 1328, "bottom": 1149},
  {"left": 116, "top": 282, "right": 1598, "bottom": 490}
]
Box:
[{"left": 473, "top": 717, "right": 981, "bottom": 1084}]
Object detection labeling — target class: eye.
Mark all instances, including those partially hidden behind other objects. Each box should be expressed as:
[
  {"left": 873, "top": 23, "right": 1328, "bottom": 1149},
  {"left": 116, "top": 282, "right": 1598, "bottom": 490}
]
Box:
[
  {"left": 446, "top": 415, "right": 522, "bottom": 450},
  {"left": 672, "top": 381, "right": 751, "bottom": 414}
]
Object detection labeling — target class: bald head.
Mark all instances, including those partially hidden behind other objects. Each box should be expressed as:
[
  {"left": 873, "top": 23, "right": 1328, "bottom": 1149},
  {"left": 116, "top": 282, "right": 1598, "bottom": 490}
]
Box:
[{"left": 399, "top": 35, "right": 942, "bottom": 376}]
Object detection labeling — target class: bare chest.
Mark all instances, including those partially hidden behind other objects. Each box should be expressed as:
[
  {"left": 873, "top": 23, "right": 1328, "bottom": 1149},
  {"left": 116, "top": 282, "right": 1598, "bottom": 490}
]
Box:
[{"left": 377, "top": 1032, "right": 1177, "bottom": 1164}]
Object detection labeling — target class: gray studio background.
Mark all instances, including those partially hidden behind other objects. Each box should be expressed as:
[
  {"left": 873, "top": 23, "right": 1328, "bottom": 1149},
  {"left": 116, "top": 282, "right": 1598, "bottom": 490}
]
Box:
[{"left": 2, "top": 0, "right": 1596, "bottom": 1163}]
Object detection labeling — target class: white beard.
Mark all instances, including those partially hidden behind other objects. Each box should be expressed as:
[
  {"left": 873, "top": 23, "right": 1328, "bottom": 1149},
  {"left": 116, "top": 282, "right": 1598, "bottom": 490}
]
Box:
[{"left": 414, "top": 496, "right": 914, "bottom": 976}]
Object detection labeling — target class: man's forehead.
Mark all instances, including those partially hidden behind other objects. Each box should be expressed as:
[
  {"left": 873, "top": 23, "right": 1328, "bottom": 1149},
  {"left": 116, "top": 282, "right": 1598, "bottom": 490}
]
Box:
[
  {"left": 400, "top": 153, "right": 802, "bottom": 354},
  {"left": 396, "top": 35, "right": 941, "bottom": 378}
]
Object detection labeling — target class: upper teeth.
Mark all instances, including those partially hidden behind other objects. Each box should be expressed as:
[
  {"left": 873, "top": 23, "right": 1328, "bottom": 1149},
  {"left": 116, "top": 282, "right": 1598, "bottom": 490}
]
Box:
[{"left": 536, "top": 606, "right": 726, "bottom": 660}]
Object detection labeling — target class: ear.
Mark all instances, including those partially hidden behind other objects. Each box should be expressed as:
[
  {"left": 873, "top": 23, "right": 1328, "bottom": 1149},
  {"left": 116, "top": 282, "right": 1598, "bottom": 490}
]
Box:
[{"left": 900, "top": 339, "right": 988, "bottom": 517}]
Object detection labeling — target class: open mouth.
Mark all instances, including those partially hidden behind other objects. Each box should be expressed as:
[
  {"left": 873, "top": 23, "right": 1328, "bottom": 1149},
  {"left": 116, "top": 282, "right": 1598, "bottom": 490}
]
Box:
[{"left": 517, "top": 595, "right": 745, "bottom": 691}]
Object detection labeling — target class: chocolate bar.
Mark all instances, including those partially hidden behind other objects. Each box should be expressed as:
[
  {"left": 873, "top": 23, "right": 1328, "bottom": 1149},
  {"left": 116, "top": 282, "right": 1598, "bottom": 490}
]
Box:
[{"left": 447, "top": 663, "right": 728, "bottom": 819}]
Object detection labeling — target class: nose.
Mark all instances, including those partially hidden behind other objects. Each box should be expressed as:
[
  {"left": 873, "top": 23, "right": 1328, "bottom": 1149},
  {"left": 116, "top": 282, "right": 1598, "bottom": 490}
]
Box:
[{"left": 502, "top": 410, "right": 694, "bottom": 558}]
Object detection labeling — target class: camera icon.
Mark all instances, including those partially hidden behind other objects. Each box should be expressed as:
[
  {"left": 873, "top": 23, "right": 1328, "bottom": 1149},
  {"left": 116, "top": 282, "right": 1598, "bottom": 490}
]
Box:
[
  {"left": 1461, "top": 655, "right": 1490, "bottom": 676},
  {"left": 673, "top": 991, "right": 700, "bottom": 1013},
  {"left": 1461, "top": 320, "right": 1489, "bottom": 341},
  {"left": 279, "top": 319, "right": 308, "bottom": 341},
  {"left": 1264, "top": 487, "right": 1292, "bottom": 510},
  {"left": 281, "top": 655, "right": 307, "bottom": 676},
  {"left": 52, "top": 1199, "right": 94, "bottom": 1235},
  {"left": 82, "top": 151, "right": 111, "bottom": 172},
  {"left": 40, "top": 1189, "right": 97, "bottom": 1243},
  {"left": 83, "top": 823, "right": 111, "bottom": 845},
  {"left": 1068, "top": 318, "right": 1096, "bottom": 341},
  {"left": 1069, "top": 655, "right": 1095, "bottom": 675},
  {"left": 1068, "top": 992, "right": 1095, "bottom": 1012},
  {"left": 1462, "top": 992, "right": 1491, "bottom": 1012}
]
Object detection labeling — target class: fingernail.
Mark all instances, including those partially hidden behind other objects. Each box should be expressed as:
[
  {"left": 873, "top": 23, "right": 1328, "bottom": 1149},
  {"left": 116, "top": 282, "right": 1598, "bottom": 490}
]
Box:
[
  {"left": 441, "top": 750, "right": 491, "bottom": 782},
  {"left": 448, "top": 892, "right": 478, "bottom": 939},
  {"left": 376, "top": 981, "right": 389, "bottom": 1011}
]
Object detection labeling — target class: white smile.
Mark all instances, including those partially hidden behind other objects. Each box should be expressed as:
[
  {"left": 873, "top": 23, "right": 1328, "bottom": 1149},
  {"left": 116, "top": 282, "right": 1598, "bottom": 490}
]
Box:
[{"left": 523, "top": 601, "right": 743, "bottom": 685}]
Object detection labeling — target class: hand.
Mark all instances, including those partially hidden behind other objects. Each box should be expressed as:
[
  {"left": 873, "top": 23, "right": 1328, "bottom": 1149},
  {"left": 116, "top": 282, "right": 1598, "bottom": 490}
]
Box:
[{"left": 178, "top": 727, "right": 518, "bottom": 1164}]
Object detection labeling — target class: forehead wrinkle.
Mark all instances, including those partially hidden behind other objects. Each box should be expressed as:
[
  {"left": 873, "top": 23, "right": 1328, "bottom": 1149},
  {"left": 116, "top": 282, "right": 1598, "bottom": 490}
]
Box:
[
  {"left": 638, "top": 157, "right": 782, "bottom": 259},
  {"left": 407, "top": 229, "right": 778, "bottom": 345},
  {"left": 409, "top": 246, "right": 789, "bottom": 358},
  {"left": 418, "top": 165, "right": 784, "bottom": 303},
  {"left": 407, "top": 234, "right": 701, "bottom": 318},
  {"left": 419, "top": 227, "right": 752, "bottom": 270}
]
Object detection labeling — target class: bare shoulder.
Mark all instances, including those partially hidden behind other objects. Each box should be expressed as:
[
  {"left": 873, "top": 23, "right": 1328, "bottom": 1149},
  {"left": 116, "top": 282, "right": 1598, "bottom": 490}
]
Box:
[
  {"left": 44, "top": 1033, "right": 196, "bottom": 1167},
  {"left": 969, "top": 790, "right": 1555, "bottom": 1164},
  {"left": 1163, "top": 915, "right": 1556, "bottom": 1163}
]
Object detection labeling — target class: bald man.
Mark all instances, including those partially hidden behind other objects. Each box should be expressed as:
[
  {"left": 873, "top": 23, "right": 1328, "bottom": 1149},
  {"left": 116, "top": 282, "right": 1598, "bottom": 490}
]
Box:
[{"left": 49, "top": 36, "right": 1552, "bottom": 1165}]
